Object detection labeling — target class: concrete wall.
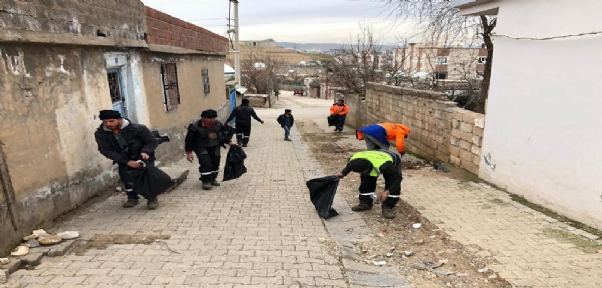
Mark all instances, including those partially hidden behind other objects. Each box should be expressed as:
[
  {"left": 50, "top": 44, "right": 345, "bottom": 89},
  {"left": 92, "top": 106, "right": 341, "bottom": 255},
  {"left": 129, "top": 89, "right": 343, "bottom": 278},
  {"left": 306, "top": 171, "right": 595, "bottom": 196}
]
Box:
[
  {"left": 140, "top": 52, "right": 227, "bottom": 165},
  {"left": 245, "top": 94, "right": 271, "bottom": 109},
  {"left": 0, "top": 0, "right": 146, "bottom": 43},
  {"left": 0, "top": 44, "right": 118, "bottom": 255},
  {"left": 345, "top": 83, "right": 485, "bottom": 174},
  {"left": 460, "top": 0, "right": 602, "bottom": 229}
]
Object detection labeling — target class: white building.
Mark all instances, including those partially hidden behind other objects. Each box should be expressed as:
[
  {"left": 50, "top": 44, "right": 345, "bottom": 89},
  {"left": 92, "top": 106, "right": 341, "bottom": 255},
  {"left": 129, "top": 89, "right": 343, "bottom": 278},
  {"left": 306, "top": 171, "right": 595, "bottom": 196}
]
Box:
[{"left": 453, "top": 0, "right": 602, "bottom": 229}]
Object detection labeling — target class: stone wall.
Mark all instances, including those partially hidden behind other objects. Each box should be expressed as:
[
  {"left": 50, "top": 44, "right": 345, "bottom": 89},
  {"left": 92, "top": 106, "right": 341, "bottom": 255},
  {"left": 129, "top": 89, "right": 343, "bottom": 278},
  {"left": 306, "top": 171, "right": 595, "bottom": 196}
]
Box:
[
  {"left": 0, "top": 0, "right": 146, "bottom": 43},
  {"left": 145, "top": 7, "right": 228, "bottom": 53},
  {"left": 346, "top": 83, "right": 485, "bottom": 173},
  {"left": 450, "top": 110, "right": 485, "bottom": 174},
  {"left": 245, "top": 94, "right": 271, "bottom": 108}
]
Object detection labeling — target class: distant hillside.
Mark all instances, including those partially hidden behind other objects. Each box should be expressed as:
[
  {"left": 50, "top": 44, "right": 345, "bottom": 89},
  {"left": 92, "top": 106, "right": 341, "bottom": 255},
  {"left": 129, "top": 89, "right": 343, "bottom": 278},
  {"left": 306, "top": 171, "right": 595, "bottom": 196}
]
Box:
[
  {"left": 276, "top": 42, "right": 400, "bottom": 51},
  {"left": 226, "top": 45, "right": 332, "bottom": 66}
]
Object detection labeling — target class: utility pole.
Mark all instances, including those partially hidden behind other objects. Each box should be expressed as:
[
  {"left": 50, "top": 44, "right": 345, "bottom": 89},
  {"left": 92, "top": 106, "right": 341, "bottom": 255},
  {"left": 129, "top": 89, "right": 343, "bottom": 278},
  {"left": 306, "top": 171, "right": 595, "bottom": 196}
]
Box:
[{"left": 232, "top": 0, "right": 241, "bottom": 86}]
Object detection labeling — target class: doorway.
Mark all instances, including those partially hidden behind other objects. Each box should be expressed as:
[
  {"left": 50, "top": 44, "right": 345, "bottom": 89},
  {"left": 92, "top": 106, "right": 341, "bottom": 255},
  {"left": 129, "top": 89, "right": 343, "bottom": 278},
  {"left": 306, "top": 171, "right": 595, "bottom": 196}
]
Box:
[{"left": 107, "top": 69, "right": 127, "bottom": 118}]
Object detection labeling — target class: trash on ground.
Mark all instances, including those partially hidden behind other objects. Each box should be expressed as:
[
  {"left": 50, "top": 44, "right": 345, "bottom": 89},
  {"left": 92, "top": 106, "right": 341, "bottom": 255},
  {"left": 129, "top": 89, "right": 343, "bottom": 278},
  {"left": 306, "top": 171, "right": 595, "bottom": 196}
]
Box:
[
  {"left": 0, "top": 258, "right": 9, "bottom": 265},
  {"left": 57, "top": 231, "right": 80, "bottom": 240},
  {"left": 372, "top": 260, "right": 387, "bottom": 266},
  {"left": 11, "top": 245, "right": 29, "bottom": 256},
  {"left": 404, "top": 251, "right": 414, "bottom": 257},
  {"left": 478, "top": 267, "right": 489, "bottom": 273},
  {"left": 412, "top": 223, "right": 422, "bottom": 229}
]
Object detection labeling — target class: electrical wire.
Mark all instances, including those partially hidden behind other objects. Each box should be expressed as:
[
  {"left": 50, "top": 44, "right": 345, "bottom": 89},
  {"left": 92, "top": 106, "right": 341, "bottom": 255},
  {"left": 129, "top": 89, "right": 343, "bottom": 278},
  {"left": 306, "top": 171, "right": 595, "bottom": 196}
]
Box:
[{"left": 492, "top": 30, "right": 602, "bottom": 41}]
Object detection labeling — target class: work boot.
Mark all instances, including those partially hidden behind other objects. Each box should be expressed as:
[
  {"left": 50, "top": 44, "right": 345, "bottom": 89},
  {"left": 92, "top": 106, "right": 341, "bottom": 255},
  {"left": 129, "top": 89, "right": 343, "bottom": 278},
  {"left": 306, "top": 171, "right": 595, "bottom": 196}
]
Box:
[
  {"left": 382, "top": 207, "right": 396, "bottom": 219},
  {"left": 242, "top": 143, "right": 248, "bottom": 147},
  {"left": 284, "top": 138, "right": 291, "bottom": 141},
  {"left": 123, "top": 198, "right": 139, "bottom": 208},
  {"left": 147, "top": 198, "right": 159, "bottom": 210},
  {"left": 211, "top": 180, "right": 221, "bottom": 187},
  {"left": 351, "top": 203, "right": 372, "bottom": 212},
  {"left": 202, "top": 182, "right": 213, "bottom": 190}
]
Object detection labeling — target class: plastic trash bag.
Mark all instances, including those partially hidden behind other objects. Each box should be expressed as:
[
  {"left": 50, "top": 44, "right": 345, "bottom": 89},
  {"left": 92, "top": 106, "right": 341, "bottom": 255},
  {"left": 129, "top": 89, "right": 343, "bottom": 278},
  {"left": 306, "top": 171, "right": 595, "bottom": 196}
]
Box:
[
  {"left": 220, "top": 125, "right": 236, "bottom": 148},
  {"left": 327, "top": 116, "right": 337, "bottom": 127},
  {"left": 223, "top": 145, "right": 247, "bottom": 181},
  {"left": 306, "top": 176, "right": 340, "bottom": 219},
  {"left": 125, "top": 162, "right": 174, "bottom": 199}
]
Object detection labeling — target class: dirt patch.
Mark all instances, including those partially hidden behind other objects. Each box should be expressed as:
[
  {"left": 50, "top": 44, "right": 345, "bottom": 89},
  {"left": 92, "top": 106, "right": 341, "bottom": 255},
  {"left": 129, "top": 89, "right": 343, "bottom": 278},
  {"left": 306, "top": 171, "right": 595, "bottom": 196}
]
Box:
[
  {"left": 69, "top": 234, "right": 170, "bottom": 256},
  {"left": 297, "top": 119, "right": 516, "bottom": 288}
]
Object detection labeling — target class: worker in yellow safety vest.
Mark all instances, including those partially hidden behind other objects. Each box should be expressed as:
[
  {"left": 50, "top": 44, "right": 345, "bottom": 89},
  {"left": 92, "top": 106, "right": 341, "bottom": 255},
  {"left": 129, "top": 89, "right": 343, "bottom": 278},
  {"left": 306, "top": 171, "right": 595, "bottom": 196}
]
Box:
[{"left": 336, "top": 150, "right": 402, "bottom": 219}]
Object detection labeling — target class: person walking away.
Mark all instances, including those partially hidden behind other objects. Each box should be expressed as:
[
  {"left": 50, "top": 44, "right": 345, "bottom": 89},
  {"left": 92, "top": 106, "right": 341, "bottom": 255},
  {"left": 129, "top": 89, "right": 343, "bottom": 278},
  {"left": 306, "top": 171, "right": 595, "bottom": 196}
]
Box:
[
  {"left": 330, "top": 99, "right": 349, "bottom": 132},
  {"left": 225, "top": 98, "right": 264, "bottom": 147},
  {"left": 336, "top": 150, "right": 402, "bottom": 219},
  {"left": 356, "top": 123, "right": 410, "bottom": 155},
  {"left": 185, "top": 109, "right": 238, "bottom": 190},
  {"left": 277, "top": 109, "right": 295, "bottom": 141},
  {"left": 94, "top": 110, "right": 160, "bottom": 209}
]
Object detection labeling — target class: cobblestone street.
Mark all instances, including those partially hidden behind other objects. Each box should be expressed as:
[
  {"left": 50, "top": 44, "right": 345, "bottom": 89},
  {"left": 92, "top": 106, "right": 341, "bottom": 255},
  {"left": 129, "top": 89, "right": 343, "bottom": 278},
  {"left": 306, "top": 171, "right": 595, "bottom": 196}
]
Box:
[{"left": 5, "top": 93, "right": 602, "bottom": 288}]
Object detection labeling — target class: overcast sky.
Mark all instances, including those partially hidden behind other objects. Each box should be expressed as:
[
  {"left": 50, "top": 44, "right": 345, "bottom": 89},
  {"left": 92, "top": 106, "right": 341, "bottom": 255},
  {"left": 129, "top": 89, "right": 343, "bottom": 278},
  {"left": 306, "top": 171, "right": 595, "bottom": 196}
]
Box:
[{"left": 141, "top": 0, "right": 410, "bottom": 44}]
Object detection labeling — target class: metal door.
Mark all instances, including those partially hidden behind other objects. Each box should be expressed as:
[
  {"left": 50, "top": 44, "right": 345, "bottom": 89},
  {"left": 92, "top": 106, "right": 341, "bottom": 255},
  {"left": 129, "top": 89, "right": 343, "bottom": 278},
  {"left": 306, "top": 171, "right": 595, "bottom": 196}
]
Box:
[
  {"left": 229, "top": 89, "right": 237, "bottom": 124},
  {"left": 107, "top": 69, "right": 127, "bottom": 117}
]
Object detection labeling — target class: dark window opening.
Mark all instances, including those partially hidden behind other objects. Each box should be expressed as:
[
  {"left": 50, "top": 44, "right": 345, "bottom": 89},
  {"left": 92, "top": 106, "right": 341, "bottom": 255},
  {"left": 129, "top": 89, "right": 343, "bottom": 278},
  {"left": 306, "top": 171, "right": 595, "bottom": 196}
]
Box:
[
  {"left": 96, "top": 29, "right": 107, "bottom": 37},
  {"left": 202, "top": 68, "right": 210, "bottom": 95},
  {"left": 161, "top": 63, "right": 180, "bottom": 111},
  {"left": 435, "top": 73, "right": 448, "bottom": 80}
]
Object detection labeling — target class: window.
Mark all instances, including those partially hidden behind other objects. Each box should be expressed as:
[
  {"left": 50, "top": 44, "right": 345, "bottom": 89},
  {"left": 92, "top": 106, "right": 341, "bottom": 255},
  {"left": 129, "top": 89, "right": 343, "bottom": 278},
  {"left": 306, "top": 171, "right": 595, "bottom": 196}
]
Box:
[
  {"left": 161, "top": 63, "right": 180, "bottom": 111},
  {"left": 435, "top": 72, "right": 448, "bottom": 80},
  {"left": 202, "top": 68, "right": 210, "bottom": 95},
  {"left": 437, "top": 57, "right": 448, "bottom": 65},
  {"left": 478, "top": 57, "right": 487, "bottom": 64}
]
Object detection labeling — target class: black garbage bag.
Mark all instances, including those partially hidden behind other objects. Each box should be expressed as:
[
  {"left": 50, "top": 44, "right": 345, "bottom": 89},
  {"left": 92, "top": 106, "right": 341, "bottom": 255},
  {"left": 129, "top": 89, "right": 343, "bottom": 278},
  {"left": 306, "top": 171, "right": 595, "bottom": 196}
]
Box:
[
  {"left": 125, "top": 162, "right": 174, "bottom": 200},
  {"left": 327, "top": 116, "right": 337, "bottom": 127},
  {"left": 223, "top": 145, "right": 247, "bottom": 181},
  {"left": 220, "top": 126, "right": 236, "bottom": 148},
  {"left": 306, "top": 176, "right": 340, "bottom": 219}
]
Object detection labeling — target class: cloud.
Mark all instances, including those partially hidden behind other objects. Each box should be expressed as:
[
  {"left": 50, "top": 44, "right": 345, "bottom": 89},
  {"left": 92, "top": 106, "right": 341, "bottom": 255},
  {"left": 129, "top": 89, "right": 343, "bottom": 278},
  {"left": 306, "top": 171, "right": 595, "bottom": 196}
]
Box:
[{"left": 141, "top": 0, "right": 412, "bottom": 44}]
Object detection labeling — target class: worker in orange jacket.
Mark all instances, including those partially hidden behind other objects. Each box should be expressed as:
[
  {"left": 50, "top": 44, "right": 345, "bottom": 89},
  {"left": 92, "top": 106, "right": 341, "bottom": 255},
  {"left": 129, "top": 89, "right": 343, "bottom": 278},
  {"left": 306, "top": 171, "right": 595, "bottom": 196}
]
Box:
[
  {"left": 356, "top": 123, "right": 410, "bottom": 155},
  {"left": 330, "top": 99, "right": 350, "bottom": 132}
]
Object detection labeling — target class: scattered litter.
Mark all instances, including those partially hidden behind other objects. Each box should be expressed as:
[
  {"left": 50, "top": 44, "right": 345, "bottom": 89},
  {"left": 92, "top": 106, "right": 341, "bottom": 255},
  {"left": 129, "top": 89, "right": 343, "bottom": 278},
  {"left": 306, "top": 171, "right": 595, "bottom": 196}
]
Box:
[
  {"left": 404, "top": 251, "right": 414, "bottom": 257},
  {"left": 389, "top": 246, "right": 396, "bottom": 251},
  {"left": 414, "top": 239, "right": 425, "bottom": 245},
  {"left": 433, "top": 162, "right": 450, "bottom": 173},
  {"left": 429, "top": 235, "right": 436, "bottom": 238},
  {"left": 488, "top": 274, "right": 498, "bottom": 279},
  {"left": 115, "top": 186, "right": 123, "bottom": 192},
  {"left": 385, "top": 253, "right": 394, "bottom": 257},
  {"left": 478, "top": 267, "right": 489, "bottom": 273},
  {"left": 11, "top": 245, "right": 29, "bottom": 256},
  {"left": 380, "top": 228, "right": 387, "bottom": 233},
  {"left": 412, "top": 223, "right": 422, "bottom": 229},
  {"left": 411, "top": 262, "right": 427, "bottom": 270},
  {"left": 429, "top": 269, "right": 454, "bottom": 276},
  {"left": 38, "top": 235, "right": 62, "bottom": 246},
  {"left": 346, "top": 229, "right": 354, "bottom": 233},
  {"left": 57, "top": 231, "right": 80, "bottom": 240},
  {"left": 32, "top": 229, "right": 48, "bottom": 237},
  {"left": 377, "top": 233, "right": 385, "bottom": 238},
  {"left": 26, "top": 239, "right": 40, "bottom": 248},
  {"left": 0, "top": 258, "right": 9, "bottom": 265},
  {"left": 361, "top": 249, "right": 368, "bottom": 254},
  {"left": 372, "top": 260, "right": 387, "bottom": 266}
]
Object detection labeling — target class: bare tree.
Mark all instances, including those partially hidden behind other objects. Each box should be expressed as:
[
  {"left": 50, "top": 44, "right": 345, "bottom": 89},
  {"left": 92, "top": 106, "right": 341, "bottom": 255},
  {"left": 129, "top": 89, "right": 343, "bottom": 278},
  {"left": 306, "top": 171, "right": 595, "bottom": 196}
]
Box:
[
  {"left": 385, "top": 0, "right": 496, "bottom": 113},
  {"left": 241, "top": 51, "right": 283, "bottom": 94},
  {"left": 325, "top": 23, "right": 407, "bottom": 96}
]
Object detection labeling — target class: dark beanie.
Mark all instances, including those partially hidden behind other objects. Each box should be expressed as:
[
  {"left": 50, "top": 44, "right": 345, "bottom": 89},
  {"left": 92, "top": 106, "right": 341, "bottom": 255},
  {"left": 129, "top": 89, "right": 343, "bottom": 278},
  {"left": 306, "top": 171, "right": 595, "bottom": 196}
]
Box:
[
  {"left": 242, "top": 98, "right": 250, "bottom": 105},
  {"left": 346, "top": 159, "right": 373, "bottom": 173},
  {"left": 285, "top": 109, "right": 292, "bottom": 113},
  {"left": 99, "top": 110, "right": 122, "bottom": 120},
  {"left": 200, "top": 109, "right": 218, "bottom": 118}
]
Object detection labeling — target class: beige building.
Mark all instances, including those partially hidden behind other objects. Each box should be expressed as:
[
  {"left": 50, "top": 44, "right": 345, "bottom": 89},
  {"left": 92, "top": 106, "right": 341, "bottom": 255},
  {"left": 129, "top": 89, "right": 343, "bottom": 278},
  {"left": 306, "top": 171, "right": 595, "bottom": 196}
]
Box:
[
  {"left": 0, "top": 0, "right": 229, "bottom": 254},
  {"left": 393, "top": 43, "right": 487, "bottom": 81}
]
